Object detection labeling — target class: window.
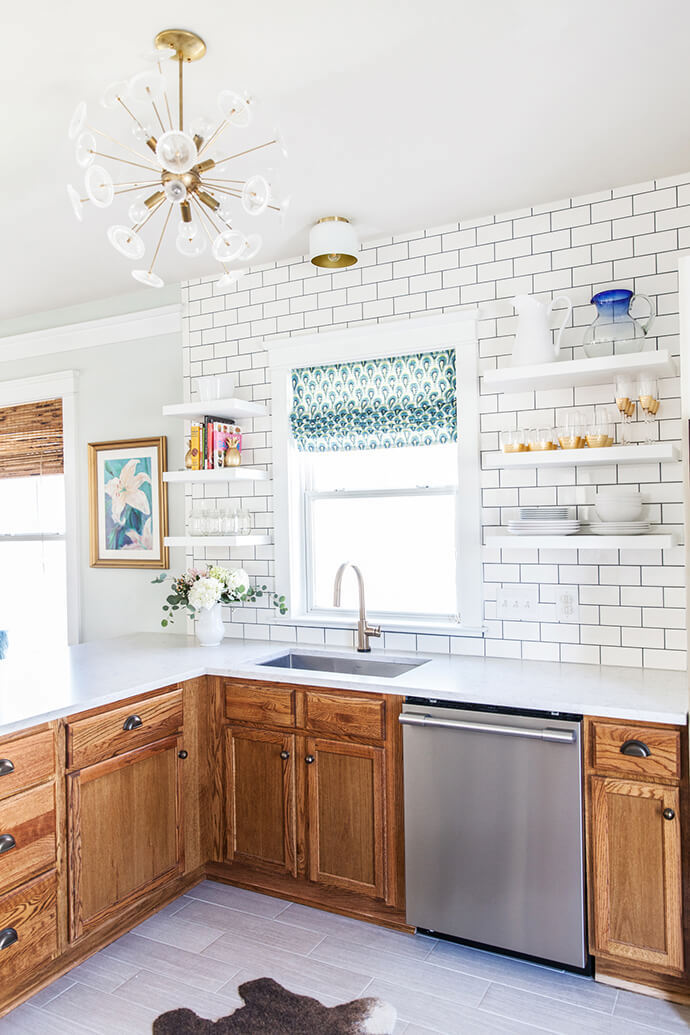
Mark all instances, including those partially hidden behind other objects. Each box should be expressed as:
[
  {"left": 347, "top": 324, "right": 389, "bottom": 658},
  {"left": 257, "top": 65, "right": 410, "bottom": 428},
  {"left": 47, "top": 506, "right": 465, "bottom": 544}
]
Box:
[
  {"left": 0, "top": 395, "right": 70, "bottom": 658},
  {"left": 269, "top": 315, "right": 483, "bottom": 633}
]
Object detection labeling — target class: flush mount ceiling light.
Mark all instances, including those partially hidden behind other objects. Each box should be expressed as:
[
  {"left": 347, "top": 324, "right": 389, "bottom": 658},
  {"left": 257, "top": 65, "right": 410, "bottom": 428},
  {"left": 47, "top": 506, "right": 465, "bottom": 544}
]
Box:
[
  {"left": 67, "top": 28, "right": 289, "bottom": 289},
  {"left": 309, "top": 217, "right": 358, "bottom": 269}
]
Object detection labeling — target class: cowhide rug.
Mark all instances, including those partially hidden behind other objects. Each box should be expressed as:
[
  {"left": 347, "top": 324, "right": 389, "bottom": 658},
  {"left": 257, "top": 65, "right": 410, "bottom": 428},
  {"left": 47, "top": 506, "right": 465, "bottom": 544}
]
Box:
[{"left": 152, "top": 977, "right": 397, "bottom": 1034}]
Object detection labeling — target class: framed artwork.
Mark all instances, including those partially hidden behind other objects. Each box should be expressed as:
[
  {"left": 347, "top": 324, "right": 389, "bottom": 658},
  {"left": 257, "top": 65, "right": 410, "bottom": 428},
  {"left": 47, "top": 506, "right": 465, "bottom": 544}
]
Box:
[{"left": 88, "top": 437, "right": 169, "bottom": 569}]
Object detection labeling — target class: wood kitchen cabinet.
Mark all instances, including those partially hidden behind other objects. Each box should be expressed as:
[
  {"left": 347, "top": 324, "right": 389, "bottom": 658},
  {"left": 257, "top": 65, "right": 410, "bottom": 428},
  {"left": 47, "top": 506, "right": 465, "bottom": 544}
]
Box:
[
  {"left": 217, "top": 679, "right": 404, "bottom": 916},
  {"left": 67, "top": 734, "right": 185, "bottom": 940},
  {"left": 305, "top": 736, "right": 385, "bottom": 899},
  {"left": 585, "top": 717, "right": 688, "bottom": 988},
  {"left": 224, "top": 726, "right": 296, "bottom": 876}
]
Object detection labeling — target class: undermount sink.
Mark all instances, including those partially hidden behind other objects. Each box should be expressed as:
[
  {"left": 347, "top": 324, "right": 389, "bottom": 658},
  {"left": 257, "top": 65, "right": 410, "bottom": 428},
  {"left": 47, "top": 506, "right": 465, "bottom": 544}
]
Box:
[{"left": 256, "top": 651, "right": 428, "bottom": 679}]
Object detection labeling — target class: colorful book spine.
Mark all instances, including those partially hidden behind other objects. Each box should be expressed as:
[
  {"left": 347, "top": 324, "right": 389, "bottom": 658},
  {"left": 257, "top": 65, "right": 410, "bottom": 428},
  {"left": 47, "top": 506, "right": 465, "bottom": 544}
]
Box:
[{"left": 190, "top": 423, "right": 201, "bottom": 470}]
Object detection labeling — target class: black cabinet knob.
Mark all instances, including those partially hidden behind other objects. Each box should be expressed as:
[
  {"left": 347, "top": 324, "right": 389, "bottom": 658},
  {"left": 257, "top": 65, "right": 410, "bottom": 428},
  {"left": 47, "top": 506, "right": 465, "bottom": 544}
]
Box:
[
  {"left": 663, "top": 808, "right": 676, "bottom": 821},
  {"left": 305, "top": 755, "right": 315, "bottom": 765},
  {"left": 178, "top": 750, "right": 188, "bottom": 760},
  {"left": 0, "top": 928, "right": 18, "bottom": 950},
  {"left": 620, "top": 739, "right": 651, "bottom": 758},
  {"left": 122, "top": 715, "right": 143, "bottom": 732},
  {"left": 0, "top": 834, "right": 16, "bottom": 856},
  {"left": 279, "top": 750, "right": 290, "bottom": 760},
  {"left": 0, "top": 759, "right": 14, "bottom": 777}
]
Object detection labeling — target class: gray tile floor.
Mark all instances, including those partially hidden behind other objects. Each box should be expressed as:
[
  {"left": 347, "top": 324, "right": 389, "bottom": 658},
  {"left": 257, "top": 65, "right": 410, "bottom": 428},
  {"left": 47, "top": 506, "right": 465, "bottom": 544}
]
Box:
[{"left": 2, "top": 880, "right": 689, "bottom": 1034}]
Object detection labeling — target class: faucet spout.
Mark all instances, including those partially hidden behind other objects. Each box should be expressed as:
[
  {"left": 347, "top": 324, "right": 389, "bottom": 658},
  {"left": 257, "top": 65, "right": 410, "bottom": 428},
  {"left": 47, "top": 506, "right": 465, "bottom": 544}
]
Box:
[{"left": 332, "top": 562, "right": 381, "bottom": 653}]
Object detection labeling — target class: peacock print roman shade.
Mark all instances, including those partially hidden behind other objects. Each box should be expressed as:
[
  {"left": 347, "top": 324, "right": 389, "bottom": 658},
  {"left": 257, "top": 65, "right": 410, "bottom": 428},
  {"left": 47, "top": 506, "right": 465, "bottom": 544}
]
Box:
[{"left": 289, "top": 348, "right": 456, "bottom": 452}]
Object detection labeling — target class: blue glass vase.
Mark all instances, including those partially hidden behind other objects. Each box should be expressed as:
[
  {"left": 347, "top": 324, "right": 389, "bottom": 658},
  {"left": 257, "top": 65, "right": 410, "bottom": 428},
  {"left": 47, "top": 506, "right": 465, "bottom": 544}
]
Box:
[{"left": 582, "top": 289, "right": 654, "bottom": 358}]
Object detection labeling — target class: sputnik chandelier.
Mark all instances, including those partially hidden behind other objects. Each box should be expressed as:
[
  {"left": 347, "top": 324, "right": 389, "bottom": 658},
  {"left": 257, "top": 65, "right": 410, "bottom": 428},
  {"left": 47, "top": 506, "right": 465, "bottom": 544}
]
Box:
[{"left": 66, "top": 28, "right": 288, "bottom": 289}]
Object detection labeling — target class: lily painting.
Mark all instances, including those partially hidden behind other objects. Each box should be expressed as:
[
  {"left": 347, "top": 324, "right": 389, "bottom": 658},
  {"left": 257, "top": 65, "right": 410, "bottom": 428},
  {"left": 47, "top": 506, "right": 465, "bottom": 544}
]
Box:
[{"left": 88, "top": 437, "right": 169, "bottom": 568}]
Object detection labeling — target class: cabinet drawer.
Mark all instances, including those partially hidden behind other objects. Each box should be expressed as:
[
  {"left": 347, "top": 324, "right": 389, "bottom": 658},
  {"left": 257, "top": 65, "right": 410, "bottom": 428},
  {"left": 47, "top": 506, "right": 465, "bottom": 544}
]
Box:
[
  {"left": 0, "top": 872, "right": 58, "bottom": 990},
  {"left": 303, "top": 691, "right": 386, "bottom": 741},
  {"left": 590, "top": 721, "right": 681, "bottom": 782},
  {"left": 0, "top": 784, "right": 56, "bottom": 894},
  {"left": 67, "top": 689, "right": 183, "bottom": 769},
  {"left": 224, "top": 681, "right": 295, "bottom": 728},
  {"left": 0, "top": 730, "right": 55, "bottom": 802}
]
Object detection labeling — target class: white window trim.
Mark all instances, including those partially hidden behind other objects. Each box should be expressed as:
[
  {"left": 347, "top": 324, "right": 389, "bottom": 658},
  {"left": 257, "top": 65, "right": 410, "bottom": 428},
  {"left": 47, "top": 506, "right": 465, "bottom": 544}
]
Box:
[
  {"left": 266, "top": 312, "right": 484, "bottom": 637},
  {"left": 0, "top": 371, "right": 81, "bottom": 644}
]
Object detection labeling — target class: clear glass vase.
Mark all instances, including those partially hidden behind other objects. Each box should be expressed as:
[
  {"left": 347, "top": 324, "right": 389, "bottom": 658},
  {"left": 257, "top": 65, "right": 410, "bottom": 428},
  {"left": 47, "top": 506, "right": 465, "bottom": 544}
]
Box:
[{"left": 582, "top": 289, "right": 654, "bottom": 358}]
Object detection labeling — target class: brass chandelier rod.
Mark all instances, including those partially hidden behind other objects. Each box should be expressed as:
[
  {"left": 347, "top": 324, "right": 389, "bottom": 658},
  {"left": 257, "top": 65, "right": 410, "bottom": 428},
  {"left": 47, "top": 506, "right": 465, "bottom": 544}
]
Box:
[
  {"left": 89, "top": 150, "right": 159, "bottom": 173},
  {"left": 204, "top": 180, "right": 281, "bottom": 213},
  {"left": 178, "top": 56, "right": 184, "bottom": 131},
  {"left": 213, "top": 139, "right": 277, "bottom": 167},
  {"left": 189, "top": 196, "right": 232, "bottom": 276},
  {"left": 117, "top": 97, "right": 151, "bottom": 138},
  {"left": 87, "top": 125, "right": 154, "bottom": 165},
  {"left": 132, "top": 198, "right": 165, "bottom": 234},
  {"left": 147, "top": 203, "right": 173, "bottom": 276},
  {"left": 190, "top": 192, "right": 225, "bottom": 236}
]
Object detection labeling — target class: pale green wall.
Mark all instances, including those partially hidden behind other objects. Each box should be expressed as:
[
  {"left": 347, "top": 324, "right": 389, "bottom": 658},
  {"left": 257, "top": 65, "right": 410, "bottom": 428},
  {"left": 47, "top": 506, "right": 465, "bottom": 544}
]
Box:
[{"left": 0, "top": 295, "right": 184, "bottom": 642}]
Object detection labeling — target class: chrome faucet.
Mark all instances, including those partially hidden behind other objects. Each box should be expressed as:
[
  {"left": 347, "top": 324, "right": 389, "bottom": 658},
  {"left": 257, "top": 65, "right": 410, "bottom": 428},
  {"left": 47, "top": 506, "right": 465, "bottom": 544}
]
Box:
[{"left": 333, "top": 562, "right": 382, "bottom": 653}]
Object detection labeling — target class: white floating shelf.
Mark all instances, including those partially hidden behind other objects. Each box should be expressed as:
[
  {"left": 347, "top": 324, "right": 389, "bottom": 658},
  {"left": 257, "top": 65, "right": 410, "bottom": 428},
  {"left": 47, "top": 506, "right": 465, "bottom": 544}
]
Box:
[
  {"left": 485, "top": 443, "right": 680, "bottom": 470},
  {"left": 488, "top": 534, "right": 675, "bottom": 551},
  {"left": 164, "top": 535, "right": 271, "bottom": 548},
  {"left": 482, "top": 350, "right": 677, "bottom": 394},
  {"left": 163, "top": 397, "right": 267, "bottom": 421},
  {"left": 163, "top": 468, "right": 268, "bottom": 484}
]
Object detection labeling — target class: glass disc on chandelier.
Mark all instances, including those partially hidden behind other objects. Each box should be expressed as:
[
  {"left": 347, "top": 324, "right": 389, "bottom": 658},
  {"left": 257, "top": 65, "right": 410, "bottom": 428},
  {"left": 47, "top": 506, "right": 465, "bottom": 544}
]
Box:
[
  {"left": 132, "top": 269, "right": 165, "bottom": 288},
  {"left": 85, "top": 165, "right": 114, "bottom": 207},
  {"left": 107, "top": 226, "right": 146, "bottom": 260}
]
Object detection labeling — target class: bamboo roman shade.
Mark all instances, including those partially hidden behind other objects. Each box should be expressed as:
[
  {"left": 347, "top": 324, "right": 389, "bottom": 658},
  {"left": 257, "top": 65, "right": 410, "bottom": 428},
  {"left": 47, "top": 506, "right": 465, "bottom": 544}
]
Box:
[{"left": 0, "top": 398, "right": 64, "bottom": 479}]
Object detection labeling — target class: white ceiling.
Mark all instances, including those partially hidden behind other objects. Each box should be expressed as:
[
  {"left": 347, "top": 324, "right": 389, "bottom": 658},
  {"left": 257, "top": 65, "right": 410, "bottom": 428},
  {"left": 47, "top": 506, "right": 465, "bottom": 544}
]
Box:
[{"left": 2, "top": 0, "right": 690, "bottom": 321}]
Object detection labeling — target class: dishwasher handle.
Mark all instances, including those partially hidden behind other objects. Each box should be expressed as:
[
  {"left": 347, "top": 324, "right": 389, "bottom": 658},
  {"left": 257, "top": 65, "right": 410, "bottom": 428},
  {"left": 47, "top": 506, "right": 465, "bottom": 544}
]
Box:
[{"left": 399, "top": 712, "right": 576, "bottom": 744}]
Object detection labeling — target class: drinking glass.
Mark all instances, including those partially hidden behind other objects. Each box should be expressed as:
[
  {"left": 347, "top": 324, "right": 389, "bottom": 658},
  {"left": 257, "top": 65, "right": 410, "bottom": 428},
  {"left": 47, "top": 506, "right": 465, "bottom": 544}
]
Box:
[{"left": 500, "top": 428, "right": 526, "bottom": 453}]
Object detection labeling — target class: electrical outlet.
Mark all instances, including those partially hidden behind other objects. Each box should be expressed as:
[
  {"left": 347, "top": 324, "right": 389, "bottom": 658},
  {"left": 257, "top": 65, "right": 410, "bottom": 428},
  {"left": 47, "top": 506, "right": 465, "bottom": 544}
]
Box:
[
  {"left": 556, "top": 587, "right": 580, "bottom": 623},
  {"left": 496, "top": 586, "right": 539, "bottom": 622}
]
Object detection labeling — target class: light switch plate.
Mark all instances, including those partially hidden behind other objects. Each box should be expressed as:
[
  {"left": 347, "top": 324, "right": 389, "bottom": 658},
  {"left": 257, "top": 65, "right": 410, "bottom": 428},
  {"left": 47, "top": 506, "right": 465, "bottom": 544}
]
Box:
[{"left": 496, "top": 585, "right": 539, "bottom": 622}]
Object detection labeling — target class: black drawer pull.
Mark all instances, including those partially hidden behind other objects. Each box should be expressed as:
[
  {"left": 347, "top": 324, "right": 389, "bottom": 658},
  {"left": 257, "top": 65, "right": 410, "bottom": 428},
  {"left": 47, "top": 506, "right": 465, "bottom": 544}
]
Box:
[
  {"left": 0, "top": 834, "right": 16, "bottom": 855},
  {"left": 305, "top": 755, "right": 315, "bottom": 765},
  {"left": 122, "top": 715, "right": 143, "bottom": 732},
  {"left": 0, "top": 759, "right": 14, "bottom": 777},
  {"left": 280, "top": 750, "right": 290, "bottom": 760},
  {"left": 0, "top": 928, "right": 17, "bottom": 950},
  {"left": 663, "top": 808, "right": 676, "bottom": 821},
  {"left": 178, "top": 750, "right": 188, "bottom": 760},
  {"left": 620, "top": 739, "right": 651, "bottom": 758}
]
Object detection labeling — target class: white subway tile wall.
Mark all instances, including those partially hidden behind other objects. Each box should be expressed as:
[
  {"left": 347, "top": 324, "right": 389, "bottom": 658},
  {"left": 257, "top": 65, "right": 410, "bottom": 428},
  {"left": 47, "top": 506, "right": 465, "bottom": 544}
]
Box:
[{"left": 182, "top": 175, "right": 688, "bottom": 670}]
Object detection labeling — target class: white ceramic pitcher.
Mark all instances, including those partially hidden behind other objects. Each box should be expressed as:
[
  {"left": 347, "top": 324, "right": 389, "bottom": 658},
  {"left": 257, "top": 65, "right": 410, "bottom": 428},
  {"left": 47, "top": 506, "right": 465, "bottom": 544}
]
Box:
[{"left": 511, "top": 294, "right": 573, "bottom": 366}]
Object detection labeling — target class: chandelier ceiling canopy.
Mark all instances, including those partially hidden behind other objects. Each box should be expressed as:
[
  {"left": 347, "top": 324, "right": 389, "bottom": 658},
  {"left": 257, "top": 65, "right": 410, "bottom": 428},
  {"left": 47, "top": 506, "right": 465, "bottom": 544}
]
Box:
[{"left": 67, "top": 28, "right": 289, "bottom": 290}]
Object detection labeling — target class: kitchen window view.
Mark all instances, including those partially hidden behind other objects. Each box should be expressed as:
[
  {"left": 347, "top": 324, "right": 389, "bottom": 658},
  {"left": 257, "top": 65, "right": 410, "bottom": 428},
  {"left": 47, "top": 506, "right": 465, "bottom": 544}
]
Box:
[
  {"left": 290, "top": 348, "right": 459, "bottom": 622},
  {"left": 0, "top": 399, "right": 67, "bottom": 658}
]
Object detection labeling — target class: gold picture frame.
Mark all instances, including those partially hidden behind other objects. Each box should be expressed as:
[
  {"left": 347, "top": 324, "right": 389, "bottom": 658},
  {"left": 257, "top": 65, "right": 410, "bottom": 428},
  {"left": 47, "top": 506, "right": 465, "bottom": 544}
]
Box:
[{"left": 88, "top": 436, "right": 169, "bottom": 569}]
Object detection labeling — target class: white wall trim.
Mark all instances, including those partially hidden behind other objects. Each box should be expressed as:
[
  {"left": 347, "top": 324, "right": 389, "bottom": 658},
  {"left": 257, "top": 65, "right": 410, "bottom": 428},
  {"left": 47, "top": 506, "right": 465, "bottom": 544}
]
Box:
[
  {"left": 0, "top": 370, "right": 82, "bottom": 644},
  {"left": 0, "top": 305, "right": 182, "bottom": 363},
  {"left": 269, "top": 311, "right": 485, "bottom": 632},
  {"left": 265, "top": 310, "right": 480, "bottom": 371}
]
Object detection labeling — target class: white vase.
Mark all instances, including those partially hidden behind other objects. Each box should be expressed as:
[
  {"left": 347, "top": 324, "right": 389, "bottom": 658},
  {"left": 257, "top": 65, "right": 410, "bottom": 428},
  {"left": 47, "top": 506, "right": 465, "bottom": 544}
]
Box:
[{"left": 196, "top": 603, "right": 224, "bottom": 647}]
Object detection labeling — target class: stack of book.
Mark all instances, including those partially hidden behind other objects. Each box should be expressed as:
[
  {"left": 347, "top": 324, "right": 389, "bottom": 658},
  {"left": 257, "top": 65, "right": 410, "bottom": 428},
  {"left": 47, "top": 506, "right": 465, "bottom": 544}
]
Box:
[{"left": 189, "top": 419, "right": 242, "bottom": 470}]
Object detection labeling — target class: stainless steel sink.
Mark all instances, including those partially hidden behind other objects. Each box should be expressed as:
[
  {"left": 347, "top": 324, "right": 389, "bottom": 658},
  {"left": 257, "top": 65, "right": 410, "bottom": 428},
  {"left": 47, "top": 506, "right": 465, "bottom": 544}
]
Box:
[{"left": 256, "top": 651, "right": 428, "bottom": 679}]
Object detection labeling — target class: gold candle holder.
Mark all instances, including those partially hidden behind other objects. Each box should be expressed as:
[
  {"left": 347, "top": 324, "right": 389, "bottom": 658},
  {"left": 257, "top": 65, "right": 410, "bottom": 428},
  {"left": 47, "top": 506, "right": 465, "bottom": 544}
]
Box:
[
  {"left": 585, "top": 434, "right": 611, "bottom": 448},
  {"left": 558, "top": 435, "right": 584, "bottom": 449}
]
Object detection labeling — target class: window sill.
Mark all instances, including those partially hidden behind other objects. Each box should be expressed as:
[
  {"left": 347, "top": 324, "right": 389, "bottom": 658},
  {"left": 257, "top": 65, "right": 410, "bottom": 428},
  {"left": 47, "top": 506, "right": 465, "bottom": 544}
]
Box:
[{"left": 273, "top": 613, "right": 486, "bottom": 639}]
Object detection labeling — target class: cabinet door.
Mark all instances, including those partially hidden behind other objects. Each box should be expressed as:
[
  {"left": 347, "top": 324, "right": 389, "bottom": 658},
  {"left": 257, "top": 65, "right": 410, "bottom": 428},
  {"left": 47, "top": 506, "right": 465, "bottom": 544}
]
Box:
[
  {"left": 224, "top": 727, "right": 296, "bottom": 876},
  {"left": 590, "top": 776, "right": 684, "bottom": 973},
  {"left": 68, "top": 735, "right": 184, "bottom": 940},
  {"left": 306, "top": 737, "right": 385, "bottom": 899}
]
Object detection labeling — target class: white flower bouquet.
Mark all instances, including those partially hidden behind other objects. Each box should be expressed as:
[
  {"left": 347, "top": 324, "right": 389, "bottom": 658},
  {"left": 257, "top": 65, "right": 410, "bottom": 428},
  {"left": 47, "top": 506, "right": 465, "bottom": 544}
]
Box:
[{"left": 152, "top": 565, "right": 287, "bottom": 627}]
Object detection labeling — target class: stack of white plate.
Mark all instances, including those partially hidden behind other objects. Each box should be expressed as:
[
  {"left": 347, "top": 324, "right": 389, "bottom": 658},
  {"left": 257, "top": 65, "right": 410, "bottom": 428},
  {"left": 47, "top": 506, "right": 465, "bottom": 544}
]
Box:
[
  {"left": 587, "top": 520, "right": 651, "bottom": 536},
  {"left": 508, "top": 507, "right": 580, "bottom": 536}
]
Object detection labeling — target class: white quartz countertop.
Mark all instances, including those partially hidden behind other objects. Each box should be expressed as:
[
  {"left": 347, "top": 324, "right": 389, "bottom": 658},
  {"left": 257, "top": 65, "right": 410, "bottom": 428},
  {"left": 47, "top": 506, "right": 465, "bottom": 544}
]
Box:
[{"left": 0, "top": 632, "right": 687, "bottom": 737}]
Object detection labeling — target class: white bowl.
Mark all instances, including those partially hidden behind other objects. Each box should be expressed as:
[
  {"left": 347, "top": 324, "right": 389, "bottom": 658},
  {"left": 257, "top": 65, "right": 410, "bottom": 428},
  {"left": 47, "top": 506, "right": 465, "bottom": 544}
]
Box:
[
  {"left": 595, "top": 487, "right": 642, "bottom": 500},
  {"left": 594, "top": 499, "right": 644, "bottom": 522}
]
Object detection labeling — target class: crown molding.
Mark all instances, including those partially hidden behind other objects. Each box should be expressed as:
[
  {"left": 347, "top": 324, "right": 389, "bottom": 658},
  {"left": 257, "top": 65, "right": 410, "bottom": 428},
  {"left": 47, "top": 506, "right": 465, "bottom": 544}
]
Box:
[{"left": 0, "top": 304, "right": 182, "bottom": 363}]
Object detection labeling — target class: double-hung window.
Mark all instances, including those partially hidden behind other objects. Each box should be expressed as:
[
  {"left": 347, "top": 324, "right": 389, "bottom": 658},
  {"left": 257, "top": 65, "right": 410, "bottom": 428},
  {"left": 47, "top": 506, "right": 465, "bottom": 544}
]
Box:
[
  {"left": 0, "top": 396, "right": 69, "bottom": 658},
  {"left": 269, "top": 314, "right": 483, "bottom": 634}
]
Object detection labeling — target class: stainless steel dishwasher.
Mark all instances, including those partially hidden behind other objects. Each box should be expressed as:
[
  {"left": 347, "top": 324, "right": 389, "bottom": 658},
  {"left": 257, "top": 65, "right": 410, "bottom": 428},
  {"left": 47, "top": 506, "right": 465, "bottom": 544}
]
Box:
[{"left": 401, "top": 698, "right": 587, "bottom": 970}]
